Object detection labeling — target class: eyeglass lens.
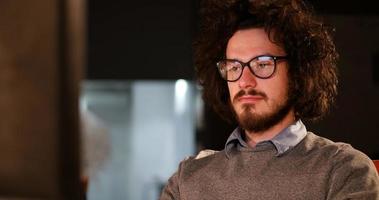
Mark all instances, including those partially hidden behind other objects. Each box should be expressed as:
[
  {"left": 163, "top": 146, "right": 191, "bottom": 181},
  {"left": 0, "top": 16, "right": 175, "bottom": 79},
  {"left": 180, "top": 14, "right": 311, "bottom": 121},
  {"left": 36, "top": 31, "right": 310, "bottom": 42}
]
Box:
[{"left": 218, "top": 56, "right": 276, "bottom": 81}]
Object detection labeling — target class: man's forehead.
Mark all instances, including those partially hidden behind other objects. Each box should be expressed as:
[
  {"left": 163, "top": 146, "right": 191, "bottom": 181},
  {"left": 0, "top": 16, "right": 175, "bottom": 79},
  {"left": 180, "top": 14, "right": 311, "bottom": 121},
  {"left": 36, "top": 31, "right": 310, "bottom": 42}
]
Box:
[{"left": 226, "top": 28, "right": 286, "bottom": 60}]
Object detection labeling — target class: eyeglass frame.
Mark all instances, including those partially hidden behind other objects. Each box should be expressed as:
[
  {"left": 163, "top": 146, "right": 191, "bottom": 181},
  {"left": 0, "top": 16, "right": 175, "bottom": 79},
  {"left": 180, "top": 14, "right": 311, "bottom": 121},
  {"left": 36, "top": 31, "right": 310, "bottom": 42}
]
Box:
[{"left": 216, "top": 55, "right": 288, "bottom": 82}]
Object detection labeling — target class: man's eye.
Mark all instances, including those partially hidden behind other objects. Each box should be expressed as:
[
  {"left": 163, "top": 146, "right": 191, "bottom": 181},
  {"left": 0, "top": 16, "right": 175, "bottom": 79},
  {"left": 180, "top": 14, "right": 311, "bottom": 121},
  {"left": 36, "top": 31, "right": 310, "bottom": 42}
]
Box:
[
  {"left": 256, "top": 62, "right": 273, "bottom": 69},
  {"left": 258, "top": 63, "right": 269, "bottom": 68},
  {"left": 227, "top": 65, "right": 240, "bottom": 72}
]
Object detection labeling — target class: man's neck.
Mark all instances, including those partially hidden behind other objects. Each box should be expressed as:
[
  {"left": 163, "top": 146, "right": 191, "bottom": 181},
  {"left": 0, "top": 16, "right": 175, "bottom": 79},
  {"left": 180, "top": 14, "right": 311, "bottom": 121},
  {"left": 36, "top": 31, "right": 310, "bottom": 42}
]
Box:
[{"left": 244, "top": 110, "right": 296, "bottom": 148}]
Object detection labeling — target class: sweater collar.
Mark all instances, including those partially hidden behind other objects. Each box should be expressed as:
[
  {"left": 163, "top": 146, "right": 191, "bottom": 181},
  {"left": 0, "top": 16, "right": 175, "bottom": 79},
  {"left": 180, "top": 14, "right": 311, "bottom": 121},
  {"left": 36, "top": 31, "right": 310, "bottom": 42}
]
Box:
[{"left": 224, "top": 120, "right": 307, "bottom": 158}]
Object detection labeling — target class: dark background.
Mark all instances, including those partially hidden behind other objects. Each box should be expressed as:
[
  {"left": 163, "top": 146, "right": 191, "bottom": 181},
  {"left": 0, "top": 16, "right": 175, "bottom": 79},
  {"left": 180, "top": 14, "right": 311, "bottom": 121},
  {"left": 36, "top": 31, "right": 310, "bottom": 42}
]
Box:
[
  {"left": 88, "top": 0, "right": 195, "bottom": 79},
  {"left": 88, "top": 0, "right": 379, "bottom": 159}
]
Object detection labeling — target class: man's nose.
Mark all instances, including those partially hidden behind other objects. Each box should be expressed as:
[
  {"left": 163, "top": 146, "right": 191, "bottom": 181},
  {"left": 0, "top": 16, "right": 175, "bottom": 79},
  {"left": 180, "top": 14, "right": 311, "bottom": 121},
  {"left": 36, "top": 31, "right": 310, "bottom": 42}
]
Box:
[{"left": 238, "top": 66, "right": 257, "bottom": 89}]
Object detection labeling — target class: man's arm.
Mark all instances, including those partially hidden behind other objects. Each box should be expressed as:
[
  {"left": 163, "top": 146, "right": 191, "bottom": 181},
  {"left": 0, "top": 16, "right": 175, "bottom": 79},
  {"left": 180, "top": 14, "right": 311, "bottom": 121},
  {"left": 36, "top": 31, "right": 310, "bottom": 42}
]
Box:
[
  {"left": 160, "top": 171, "right": 180, "bottom": 200},
  {"left": 159, "top": 150, "right": 217, "bottom": 200}
]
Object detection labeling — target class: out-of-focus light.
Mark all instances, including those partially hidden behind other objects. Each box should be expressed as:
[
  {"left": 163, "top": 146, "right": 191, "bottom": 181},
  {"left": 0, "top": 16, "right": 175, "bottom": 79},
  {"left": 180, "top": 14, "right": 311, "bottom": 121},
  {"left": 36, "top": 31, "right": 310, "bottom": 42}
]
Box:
[
  {"left": 80, "top": 97, "right": 88, "bottom": 111},
  {"left": 175, "top": 79, "right": 188, "bottom": 114}
]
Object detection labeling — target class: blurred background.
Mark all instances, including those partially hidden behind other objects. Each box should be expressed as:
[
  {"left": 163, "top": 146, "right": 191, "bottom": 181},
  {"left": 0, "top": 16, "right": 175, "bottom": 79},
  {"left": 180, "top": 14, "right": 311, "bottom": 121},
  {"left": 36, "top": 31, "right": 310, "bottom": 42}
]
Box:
[{"left": 0, "top": 0, "right": 378, "bottom": 199}]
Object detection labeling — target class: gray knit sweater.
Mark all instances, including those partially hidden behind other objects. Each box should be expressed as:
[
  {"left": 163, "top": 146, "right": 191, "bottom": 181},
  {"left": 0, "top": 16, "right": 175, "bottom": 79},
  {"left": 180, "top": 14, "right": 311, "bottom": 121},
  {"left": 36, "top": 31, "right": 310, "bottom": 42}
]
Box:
[{"left": 160, "top": 133, "right": 379, "bottom": 200}]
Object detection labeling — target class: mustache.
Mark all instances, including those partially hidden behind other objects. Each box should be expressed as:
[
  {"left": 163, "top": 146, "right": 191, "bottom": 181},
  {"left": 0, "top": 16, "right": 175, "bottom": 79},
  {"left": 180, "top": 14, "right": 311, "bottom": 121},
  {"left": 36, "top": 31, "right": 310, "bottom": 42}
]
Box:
[{"left": 233, "top": 89, "right": 267, "bottom": 102}]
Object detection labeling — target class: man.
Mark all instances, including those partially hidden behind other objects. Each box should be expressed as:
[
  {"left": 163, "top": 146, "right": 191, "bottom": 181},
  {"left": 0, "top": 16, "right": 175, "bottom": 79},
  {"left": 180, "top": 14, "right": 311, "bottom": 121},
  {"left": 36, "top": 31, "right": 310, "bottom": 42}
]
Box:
[{"left": 160, "top": 0, "right": 379, "bottom": 199}]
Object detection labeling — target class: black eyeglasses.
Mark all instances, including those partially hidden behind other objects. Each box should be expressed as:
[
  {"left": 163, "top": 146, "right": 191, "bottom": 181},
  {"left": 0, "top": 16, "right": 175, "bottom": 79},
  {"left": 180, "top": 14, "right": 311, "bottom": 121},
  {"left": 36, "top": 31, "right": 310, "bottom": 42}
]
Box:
[{"left": 216, "top": 55, "right": 288, "bottom": 82}]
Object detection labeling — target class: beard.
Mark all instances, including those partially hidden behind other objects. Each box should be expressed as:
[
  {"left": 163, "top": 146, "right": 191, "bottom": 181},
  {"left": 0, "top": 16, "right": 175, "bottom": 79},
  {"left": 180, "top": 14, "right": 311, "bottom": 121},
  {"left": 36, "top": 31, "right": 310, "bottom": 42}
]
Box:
[{"left": 232, "top": 89, "right": 293, "bottom": 133}]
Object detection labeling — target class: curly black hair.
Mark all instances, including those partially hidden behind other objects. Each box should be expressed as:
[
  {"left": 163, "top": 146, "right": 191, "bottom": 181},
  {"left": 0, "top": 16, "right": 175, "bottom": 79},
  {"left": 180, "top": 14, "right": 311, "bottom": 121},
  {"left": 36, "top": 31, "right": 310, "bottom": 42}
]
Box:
[{"left": 194, "top": 0, "right": 338, "bottom": 123}]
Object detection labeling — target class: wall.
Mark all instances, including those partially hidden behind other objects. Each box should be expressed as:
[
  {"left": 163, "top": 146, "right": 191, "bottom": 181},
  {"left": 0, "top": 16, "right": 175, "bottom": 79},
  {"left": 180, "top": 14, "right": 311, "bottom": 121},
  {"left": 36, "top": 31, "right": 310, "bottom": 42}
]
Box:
[{"left": 81, "top": 80, "right": 196, "bottom": 200}]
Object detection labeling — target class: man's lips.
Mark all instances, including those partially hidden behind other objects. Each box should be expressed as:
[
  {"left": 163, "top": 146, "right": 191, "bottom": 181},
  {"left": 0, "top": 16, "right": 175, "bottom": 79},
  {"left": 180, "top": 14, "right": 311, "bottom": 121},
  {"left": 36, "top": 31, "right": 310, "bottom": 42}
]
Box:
[
  {"left": 233, "top": 89, "right": 267, "bottom": 104},
  {"left": 237, "top": 95, "right": 264, "bottom": 103}
]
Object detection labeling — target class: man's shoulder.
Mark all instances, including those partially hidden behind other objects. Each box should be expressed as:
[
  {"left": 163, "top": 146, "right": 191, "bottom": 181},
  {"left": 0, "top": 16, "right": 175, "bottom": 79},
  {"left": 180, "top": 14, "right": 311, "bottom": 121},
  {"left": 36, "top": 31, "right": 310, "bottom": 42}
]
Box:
[
  {"left": 181, "top": 149, "right": 223, "bottom": 164},
  {"left": 303, "top": 132, "right": 373, "bottom": 167},
  {"left": 303, "top": 132, "right": 351, "bottom": 152},
  {"left": 305, "top": 134, "right": 379, "bottom": 198},
  {"left": 177, "top": 149, "right": 225, "bottom": 176},
  {"left": 194, "top": 149, "right": 220, "bottom": 159}
]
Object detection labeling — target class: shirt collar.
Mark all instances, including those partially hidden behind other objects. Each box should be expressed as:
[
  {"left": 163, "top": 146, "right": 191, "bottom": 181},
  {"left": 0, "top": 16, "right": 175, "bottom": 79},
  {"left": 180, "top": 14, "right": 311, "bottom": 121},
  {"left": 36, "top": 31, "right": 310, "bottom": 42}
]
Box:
[{"left": 224, "top": 120, "right": 307, "bottom": 158}]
